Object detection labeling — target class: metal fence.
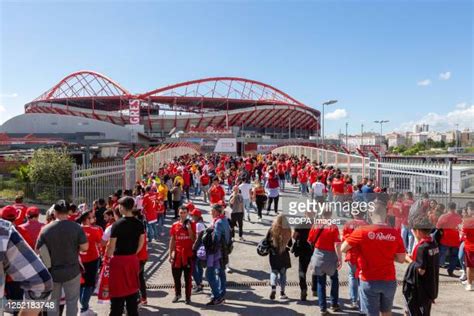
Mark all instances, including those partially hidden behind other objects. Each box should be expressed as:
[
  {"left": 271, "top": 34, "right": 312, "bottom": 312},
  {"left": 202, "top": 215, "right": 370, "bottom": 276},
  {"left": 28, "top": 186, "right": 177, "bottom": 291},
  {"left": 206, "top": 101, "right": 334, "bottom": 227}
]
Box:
[
  {"left": 72, "top": 144, "right": 199, "bottom": 205},
  {"left": 272, "top": 145, "right": 453, "bottom": 204}
]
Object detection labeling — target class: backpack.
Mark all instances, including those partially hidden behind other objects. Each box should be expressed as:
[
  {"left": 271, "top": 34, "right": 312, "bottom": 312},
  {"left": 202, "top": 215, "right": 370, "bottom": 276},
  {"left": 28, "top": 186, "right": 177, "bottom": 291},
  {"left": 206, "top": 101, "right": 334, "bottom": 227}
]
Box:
[{"left": 202, "top": 227, "right": 217, "bottom": 253}]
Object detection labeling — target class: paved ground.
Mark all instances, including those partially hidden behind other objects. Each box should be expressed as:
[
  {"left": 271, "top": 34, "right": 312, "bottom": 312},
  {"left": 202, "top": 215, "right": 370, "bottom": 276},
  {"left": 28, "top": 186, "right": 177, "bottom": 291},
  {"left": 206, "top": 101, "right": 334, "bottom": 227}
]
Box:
[{"left": 88, "top": 184, "right": 473, "bottom": 315}]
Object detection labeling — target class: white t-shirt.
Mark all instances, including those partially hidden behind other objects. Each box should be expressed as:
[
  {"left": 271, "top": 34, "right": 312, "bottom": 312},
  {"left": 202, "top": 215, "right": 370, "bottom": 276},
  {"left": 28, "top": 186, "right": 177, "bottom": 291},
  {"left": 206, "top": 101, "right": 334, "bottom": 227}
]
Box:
[
  {"left": 102, "top": 225, "right": 112, "bottom": 242},
  {"left": 312, "top": 182, "right": 326, "bottom": 196},
  {"left": 196, "top": 222, "right": 206, "bottom": 234},
  {"left": 238, "top": 183, "right": 253, "bottom": 200}
]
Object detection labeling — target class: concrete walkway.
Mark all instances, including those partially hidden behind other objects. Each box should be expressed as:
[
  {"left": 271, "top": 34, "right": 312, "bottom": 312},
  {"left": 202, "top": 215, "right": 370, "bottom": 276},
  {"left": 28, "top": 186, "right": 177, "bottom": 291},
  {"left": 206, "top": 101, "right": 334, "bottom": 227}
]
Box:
[{"left": 89, "top": 184, "right": 474, "bottom": 315}]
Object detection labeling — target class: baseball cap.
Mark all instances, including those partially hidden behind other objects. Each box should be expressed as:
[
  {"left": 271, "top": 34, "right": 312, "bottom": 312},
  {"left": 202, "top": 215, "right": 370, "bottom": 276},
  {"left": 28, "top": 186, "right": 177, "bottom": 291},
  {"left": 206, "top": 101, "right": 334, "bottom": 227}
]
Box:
[
  {"left": 54, "top": 200, "right": 67, "bottom": 212},
  {"left": 185, "top": 202, "right": 195, "bottom": 212},
  {"left": 26, "top": 206, "right": 41, "bottom": 217},
  {"left": 1, "top": 206, "right": 18, "bottom": 221},
  {"left": 190, "top": 209, "right": 202, "bottom": 217}
]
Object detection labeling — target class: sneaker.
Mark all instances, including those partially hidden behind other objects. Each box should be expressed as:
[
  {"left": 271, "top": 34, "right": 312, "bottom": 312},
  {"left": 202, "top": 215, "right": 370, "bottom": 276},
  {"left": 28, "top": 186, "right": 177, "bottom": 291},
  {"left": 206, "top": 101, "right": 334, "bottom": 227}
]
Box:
[
  {"left": 466, "top": 284, "right": 474, "bottom": 291},
  {"left": 172, "top": 295, "right": 181, "bottom": 303},
  {"left": 193, "top": 285, "right": 203, "bottom": 293},
  {"left": 239, "top": 237, "right": 245, "bottom": 242},
  {"left": 185, "top": 298, "right": 191, "bottom": 304},
  {"left": 320, "top": 309, "right": 330, "bottom": 316},
  {"left": 448, "top": 270, "right": 457, "bottom": 278},
  {"left": 459, "top": 271, "right": 467, "bottom": 282},
  {"left": 280, "top": 293, "right": 288, "bottom": 300},
  {"left": 206, "top": 299, "right": 217, "bottom": 306},
  {"left": 226, "top": 267, "right": 232, "bottom": 273},
  {"left": 350, "top": 301, "right": 359, "bottom": 309},
  {"left": 300, "top": 290, "right": 307, "bottom": 301},
  {"left": 270, "top": 291, "right": 276, "bottom": 300},
  {"left": 214, "top": 296, "right": 225, "bottom": 305},
  {"left": 330, "top": 304, "right": 342, "bottom": 312},
  {"left": 462, "top": 280, "right": 468, "bottom": 285}
]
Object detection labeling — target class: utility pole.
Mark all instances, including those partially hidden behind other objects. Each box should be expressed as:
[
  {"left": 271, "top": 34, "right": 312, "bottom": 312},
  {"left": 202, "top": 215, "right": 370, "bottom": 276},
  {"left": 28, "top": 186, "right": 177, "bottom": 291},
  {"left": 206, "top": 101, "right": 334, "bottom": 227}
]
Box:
[{"left": 345, "top": 122, "right": 349, "bottom": 147}]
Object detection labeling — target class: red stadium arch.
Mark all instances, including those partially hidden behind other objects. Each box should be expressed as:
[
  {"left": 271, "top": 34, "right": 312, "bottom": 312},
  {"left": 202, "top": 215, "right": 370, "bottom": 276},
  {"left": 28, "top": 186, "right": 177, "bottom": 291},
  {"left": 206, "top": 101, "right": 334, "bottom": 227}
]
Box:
[{"left": 25, "top": 71, "right": 320, "bottom": 135}]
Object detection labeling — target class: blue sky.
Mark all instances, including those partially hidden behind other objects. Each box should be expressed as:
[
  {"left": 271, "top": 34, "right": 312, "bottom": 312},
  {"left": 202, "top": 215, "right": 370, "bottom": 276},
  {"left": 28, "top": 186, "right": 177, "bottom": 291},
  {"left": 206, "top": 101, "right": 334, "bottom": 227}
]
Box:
[{"left": 0, "top": 0, "right": 472, "bottom": 135}]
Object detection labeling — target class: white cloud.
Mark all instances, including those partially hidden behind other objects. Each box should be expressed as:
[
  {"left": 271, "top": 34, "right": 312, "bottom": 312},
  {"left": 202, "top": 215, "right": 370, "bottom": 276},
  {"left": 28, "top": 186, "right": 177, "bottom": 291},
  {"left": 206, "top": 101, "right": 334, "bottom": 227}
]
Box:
[
  {"left": 396, "top": 104, "right": 474, "bottom": 132},
  {"left": 417, "top": 79, "right": 431, "bottom": 86},
  {"left": 439, "top": 71, "right": 451, "bottom": 80},
  {"left": 456, "top": 102, "right": 467, "bottom": 109},
  {"left": 325, "top": 108, "right": 348, "bottom": 120},
  {"left": 0, "top": 93, "right": 18, "bottom": 98},
  {"left": 0, "top": 105, "right": 5, "bottom": 113}
]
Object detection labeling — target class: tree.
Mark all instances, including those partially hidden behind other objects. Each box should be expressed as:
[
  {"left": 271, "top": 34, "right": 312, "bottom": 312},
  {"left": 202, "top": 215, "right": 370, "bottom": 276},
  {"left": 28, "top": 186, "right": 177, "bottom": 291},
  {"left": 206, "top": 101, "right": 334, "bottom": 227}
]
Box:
[{"left": 28, "top": 148, "right": 73, "bottom": 188}]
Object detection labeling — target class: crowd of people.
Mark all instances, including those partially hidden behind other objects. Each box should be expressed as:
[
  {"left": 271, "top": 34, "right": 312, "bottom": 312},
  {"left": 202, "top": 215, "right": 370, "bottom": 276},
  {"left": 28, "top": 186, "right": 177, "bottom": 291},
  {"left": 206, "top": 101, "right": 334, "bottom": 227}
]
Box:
[{"left": 1, "top": 152, "right": 473, "bottom": 316}]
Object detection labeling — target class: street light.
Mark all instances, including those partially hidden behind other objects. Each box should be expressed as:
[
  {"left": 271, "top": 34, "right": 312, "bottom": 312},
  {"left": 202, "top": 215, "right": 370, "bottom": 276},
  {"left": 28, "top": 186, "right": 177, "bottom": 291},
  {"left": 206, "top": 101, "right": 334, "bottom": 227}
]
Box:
[
  {"left": 321, "top": 99, "right": 338, "bottom": 143},
  {"left": 374, "top": 120, "right": 389, "bottom": 136},
  {"left": 345, "top": 122, "right": 349, "bottom": 147}
]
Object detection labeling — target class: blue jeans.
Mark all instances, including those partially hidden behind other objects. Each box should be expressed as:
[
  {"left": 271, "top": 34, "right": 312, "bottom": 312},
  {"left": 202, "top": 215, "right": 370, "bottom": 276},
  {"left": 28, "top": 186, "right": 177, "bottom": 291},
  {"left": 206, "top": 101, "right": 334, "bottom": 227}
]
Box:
[
  {"left": 316, "top": 270, "right": 339, "bottom": 311},
  {"left": 80, "top": 286, "right": 94, "bottom": 312},
  {"left": 270, "top": 268, "right": 287, "bottom": 293},
  {"left": 194, "top": 183, "right": 201, "bottom": 196},
  {"left": 348, "top": 263, "right": 359, "bottom": 303},
  {"left": 359, "top": 280, "right": 396, "bottom": 315},
  {"left": 301, "top": 183, "right": 308, "bottom": 196},
  {"left": 146, "top": 221, "right": 158, "bottom": 241},
  {"left": 206, "top": 266, "right": 226, "bottom": 299},
  {"left": 401, "top": 225, "right": 415, "bottom": 253},
  {"left": 439, "top": 244, "right": 459, "bottom": 272},
  {"left": 279, "top": 178, "right": 285, "bottom": 190},
  {"left": 459, "top": 242, "right": 466, "bottom": 271},
  {"left": 193, "top": 259, "right": 204, "bottom": 286},
  {"left": 156, "top": 214, "right": 164, "bottom": 235}
]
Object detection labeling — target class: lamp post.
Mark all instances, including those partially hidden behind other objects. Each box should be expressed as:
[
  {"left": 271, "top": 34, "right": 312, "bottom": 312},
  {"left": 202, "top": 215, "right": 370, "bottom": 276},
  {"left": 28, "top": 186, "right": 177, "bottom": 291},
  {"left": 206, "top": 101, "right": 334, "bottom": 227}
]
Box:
[
  {"left": 345, "top": 122, "right": 349, "bottom": 147},
  {"left": 321, "top": 99, "right": 338, "bottom": 144},
  {"left": 374, "top": 120, "right": 389, "bottom": 148}
]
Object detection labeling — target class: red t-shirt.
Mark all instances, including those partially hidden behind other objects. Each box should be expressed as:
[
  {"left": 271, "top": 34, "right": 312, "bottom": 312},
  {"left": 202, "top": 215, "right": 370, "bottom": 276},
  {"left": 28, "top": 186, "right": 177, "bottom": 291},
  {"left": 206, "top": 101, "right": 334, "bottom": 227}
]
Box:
[
  {"left": 143, "top": 193, "right": 158, "bottom": 223},
  {"left": 298, "top": 170, "right": 308, "bottom": 183},
  {"left": 200, "top": 174, "right": 210, "bottom": 186},
  {"left": 437, "top": 212, "right": 462, "bottom": 247},
  {"left": 80, "top": 225, "right": 103, "bottom": 263},
  {"left": 13, "top": 203, "right": 28, "bottom": 226},
  {"left": 309, "top": 170, "right": 318, "bottom": 185},
  {"left": 462, "top": 218, "right": 474, "bottom": 252},
  {"left": 308, "top": 224, "right": 340, "bottom": 252},
  {"left": 170, "top": 221, "right": 195, "bottom": 268},
  {"left": 137, "top": 234, "right": 148, "bottom": 261},
  {"left": 342, "top": 219, "right": 368, "bottom": 264},
  {"left": 345, "top": 224, "right": 405, "bottom": 281},
  {"left": 331, "top": 178, "right": 345, "bottom": 195},
  {"left": 209, "top": 185, "right": 225, "bottom": 204},
  {"left": 19, "top": 220, "right": 44, "bottom": 249}
]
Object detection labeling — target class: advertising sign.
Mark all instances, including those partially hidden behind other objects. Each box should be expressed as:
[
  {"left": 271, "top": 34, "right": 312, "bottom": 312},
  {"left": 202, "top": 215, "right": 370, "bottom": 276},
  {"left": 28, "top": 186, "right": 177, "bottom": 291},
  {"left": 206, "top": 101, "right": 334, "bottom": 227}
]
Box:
[
  {"left": 214, "top": 138, "right": 237, "bottom": 153},
  {"left": 129, "top": 100, "right": 140, "bottom": 125}
]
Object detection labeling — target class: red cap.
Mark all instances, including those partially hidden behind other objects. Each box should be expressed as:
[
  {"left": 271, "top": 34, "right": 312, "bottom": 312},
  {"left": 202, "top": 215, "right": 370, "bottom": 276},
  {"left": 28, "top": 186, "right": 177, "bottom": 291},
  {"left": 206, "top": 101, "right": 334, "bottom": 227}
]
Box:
[
  {"left": 26, "top": 206, "right": 40, "bottom": 216},
  {"left": 185, "top": 202, "right": 195, "bottom": 211},
  {"left": 374, "top": 187, "right": 382, "bottom": 193},
  {"left": 190, "top": 209, "right": 202, "bottom": 217},
  {"left": 1, "top": 206, "right": 18, "bottom": 221}
]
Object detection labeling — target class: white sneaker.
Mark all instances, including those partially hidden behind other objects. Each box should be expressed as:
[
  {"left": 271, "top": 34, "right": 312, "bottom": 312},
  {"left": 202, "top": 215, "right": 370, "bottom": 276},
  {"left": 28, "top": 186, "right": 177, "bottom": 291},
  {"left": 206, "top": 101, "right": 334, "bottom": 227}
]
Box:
[
  {"left": 280, "top": 294, "right": 288, "bottom": 299},
  {"left": 466, "top": 284, "right": 474, "bottom": 291},
  {"left": 462, "top": 280, "right": 468, "bottom": 285},
  {"left": 459, "top": 271, "right": 467, "bottom": 282},
  {"left": 226, "top": 267, "right": 232, "bottom": 273}
]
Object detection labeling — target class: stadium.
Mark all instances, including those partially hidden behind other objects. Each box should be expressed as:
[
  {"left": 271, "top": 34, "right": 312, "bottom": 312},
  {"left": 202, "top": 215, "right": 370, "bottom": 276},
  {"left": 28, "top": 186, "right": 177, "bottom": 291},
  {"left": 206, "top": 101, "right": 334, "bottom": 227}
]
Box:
[{"left": 1, "top": 71, "right": 320, "bottom": 145}]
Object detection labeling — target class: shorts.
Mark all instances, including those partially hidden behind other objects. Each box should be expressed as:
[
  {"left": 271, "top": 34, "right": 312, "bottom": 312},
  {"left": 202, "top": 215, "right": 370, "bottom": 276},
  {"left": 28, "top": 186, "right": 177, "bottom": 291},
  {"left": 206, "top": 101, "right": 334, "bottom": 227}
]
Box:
[
  {"left": 465, "top": 249, "right": 474, "bottom": 268},
  {"left": 359, "top": 280, "right": 397, "bottom": 315}
]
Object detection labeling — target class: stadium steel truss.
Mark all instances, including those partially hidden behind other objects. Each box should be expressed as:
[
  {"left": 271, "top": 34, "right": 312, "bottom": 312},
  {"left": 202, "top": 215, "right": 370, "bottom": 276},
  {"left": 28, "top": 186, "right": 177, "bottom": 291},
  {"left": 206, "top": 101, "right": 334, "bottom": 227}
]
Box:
[{"left": 25, "top": 70, "right": 320, "bottom": 136}]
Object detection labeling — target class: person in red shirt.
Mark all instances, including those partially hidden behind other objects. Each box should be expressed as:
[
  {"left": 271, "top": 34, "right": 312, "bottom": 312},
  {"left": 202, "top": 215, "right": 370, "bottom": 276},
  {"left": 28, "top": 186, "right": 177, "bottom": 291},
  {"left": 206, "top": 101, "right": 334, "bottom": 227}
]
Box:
[
  {"left": 182, "top": 168, "right": 191, "bottom": 202},
  {"left": 298, "top": 168, "right": 309, "bottom": 196},
  {"left": 134, "top": 209, "right": 149, "bottom": 305},
  {"left": 209, "top": 177, "right": 226, "bottom": 206},
  {"left": 142, "top": 186, "right": 159, "bottom": 242},
  {"left": 200, "top": 171, "right": 211, "bottom": 203},
  {"left": 169, "top": 206, "right": 196, "bottom": 304},
  {"left": 277, "top": 161, "right": 287, "bottom": 191},
  {"left": 462, "top": 203, "right": 474, "bottom": 291},
  {"left": 18, "top": 206, "right": 44, "bottom": 249},
  {"left": 342, "top": 211, "right": 368, "bottom": 309},
  {"left": 331, "top": 174, "right": 345, "bottom": 217},
  {"left": 12, "top": 195, "right": 28, "bottom": 226},
  {"left": 436, "top": 202, "right": 463, "bottom": 277},
  {"left": 307, "top": 211, "right": 342, "bottom": 314},
  {"left": 342, "top": 201, "right": 406, "bottom": 316},
  {"left": 79, "top": 210, "right": 103, "bottom": 315}
]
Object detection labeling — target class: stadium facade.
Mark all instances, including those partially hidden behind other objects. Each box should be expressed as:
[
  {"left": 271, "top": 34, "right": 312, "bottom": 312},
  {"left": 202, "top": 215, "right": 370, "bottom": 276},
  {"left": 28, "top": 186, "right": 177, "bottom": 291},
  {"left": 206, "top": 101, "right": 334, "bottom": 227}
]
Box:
[{"left": 1, "top": 71, "right": 320, "bottom": 143}]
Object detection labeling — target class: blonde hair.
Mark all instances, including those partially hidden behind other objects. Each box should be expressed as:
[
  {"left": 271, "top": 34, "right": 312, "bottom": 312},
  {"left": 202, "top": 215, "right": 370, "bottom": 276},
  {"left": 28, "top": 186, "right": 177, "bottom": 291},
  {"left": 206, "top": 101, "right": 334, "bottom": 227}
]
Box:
[{"left": 270, "top": 214, "right": 292, "bottom": 254}]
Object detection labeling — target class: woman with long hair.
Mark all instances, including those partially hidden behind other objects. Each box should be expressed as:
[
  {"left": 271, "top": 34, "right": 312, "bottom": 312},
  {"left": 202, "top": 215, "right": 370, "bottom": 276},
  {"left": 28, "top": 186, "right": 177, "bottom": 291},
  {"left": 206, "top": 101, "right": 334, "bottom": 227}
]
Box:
[{"left": 266, "top": 214, "right": 292, "bottom": 300}]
